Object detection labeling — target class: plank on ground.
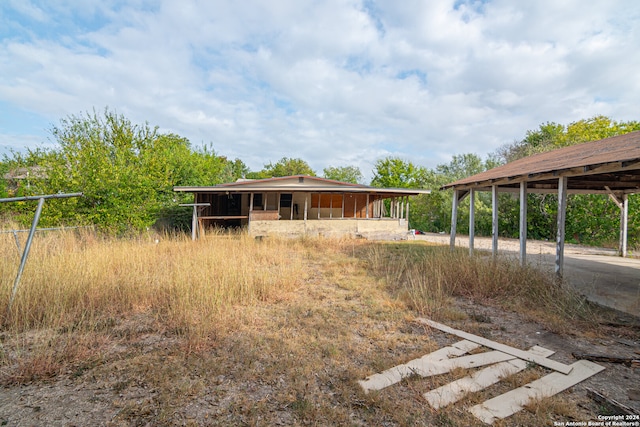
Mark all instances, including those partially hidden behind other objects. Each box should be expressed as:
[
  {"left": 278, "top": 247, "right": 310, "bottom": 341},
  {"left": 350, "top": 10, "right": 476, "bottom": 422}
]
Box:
[
  {"left": 468, "top": 360, "right": 605, "bottom": 424},
  {"left": 424, "top": 346, "right": 554, "bottom": 410},
  {"left": 416, "top": 318, "right": 573, "bottom": 375},
  {"left": 358, "top": 340, "right": 479, "bottom": 393}
]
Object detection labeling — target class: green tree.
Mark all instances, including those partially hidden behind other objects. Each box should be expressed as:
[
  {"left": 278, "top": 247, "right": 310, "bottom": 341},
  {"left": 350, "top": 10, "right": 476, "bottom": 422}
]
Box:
[
  {"left": 1, "top": 108, "right": 247, "bottom": 233},
  {"left": 322, "top": 165, "right": 363, "bottom": 184},
  {"left": 250, "top": 157, "right": 316, "bottom": 178},
  {"left": 370, "top": 157, "right": 428, "bottom": 188},
  {"left": 410, "top": 154, "right": 497, "bottom": 234},
  {"left": 435, "top": 153, "right": 486, "bottom": 181}
]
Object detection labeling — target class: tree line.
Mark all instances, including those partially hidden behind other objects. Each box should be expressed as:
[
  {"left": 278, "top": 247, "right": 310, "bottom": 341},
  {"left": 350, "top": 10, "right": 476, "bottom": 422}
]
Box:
[{"left": 1, "top": 109, "right": 638, "bottom": 248}]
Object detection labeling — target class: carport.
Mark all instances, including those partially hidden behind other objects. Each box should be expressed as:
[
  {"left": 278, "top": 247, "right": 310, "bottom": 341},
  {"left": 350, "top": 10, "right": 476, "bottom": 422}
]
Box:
[{"left": 441, "top": 131, "right": 640, "bottom": 278}]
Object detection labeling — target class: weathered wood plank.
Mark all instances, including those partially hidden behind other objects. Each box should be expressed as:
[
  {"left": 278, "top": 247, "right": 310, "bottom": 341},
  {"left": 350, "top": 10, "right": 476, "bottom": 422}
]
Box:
[
  {"left": 416, "top": 318, "right": 573, "bottom": 374},
  {"left": 358, "top": 340, "right": 480, "bottom": 393},
  {"left": 468, "top": 360, "right": 605, "bottom": 424},
  {"left": 406, "top": 350, "right": 518, "bottom": 377},
  {"left": 424, "top": 346, "right": 554, "bottom": 409}
]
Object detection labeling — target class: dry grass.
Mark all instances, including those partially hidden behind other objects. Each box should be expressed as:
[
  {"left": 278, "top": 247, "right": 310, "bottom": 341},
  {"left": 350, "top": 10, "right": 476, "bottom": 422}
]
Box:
[
  {"left": 361, "top": 241, "right": 603, "bottom": 333},
  {"left": 1, "top": 229, "right": 306, "bottom": 335},
  {"left": 0, "top": 231, "right": 627, "bottom": 425}
]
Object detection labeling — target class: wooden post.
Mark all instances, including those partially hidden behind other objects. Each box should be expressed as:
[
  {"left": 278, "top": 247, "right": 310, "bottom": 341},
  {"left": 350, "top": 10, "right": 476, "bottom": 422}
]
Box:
[
  {"left": 341, "top": 194, "right": 345, "bottom": 218},
  {"left": 469, "top": 189, "right": 475, "bottom": 256},
  {"left": 556, "top": 176, "right": 568, "bottom": 278},
  {"left": 450, "top": 190, "right": 459, "bottom": 251},
  {"left": 492, "top": 185, "right": 499, "bottom": 259},
  {"left": 366, "top": 194, "right": 370, "bottom": 218},
  {"left": 192, "top": 194, "right": 198, "bottom": 241},
  {"left": 330, "top": 193, "right": 333, "bottom": 219},
  {"left": 318, "top": 193, "right": 321, "bottom": 219},
  {"left": 519, "top": 182, "right": 527, "bottom": 266},
  {"left": 354, "top": 194, "right": 357, "bottom": 218},
  {"left": 405, "top": 197, "right": 409, "bottom": 224},
  {"left": 304, "top": 194, "right": 308, "bottom": 222},
  {"left": 620, "top": 194, "right": 628, "bottom": 257},
  {"left": 277, "top": 193, "right": 281, "bottom": 218}
]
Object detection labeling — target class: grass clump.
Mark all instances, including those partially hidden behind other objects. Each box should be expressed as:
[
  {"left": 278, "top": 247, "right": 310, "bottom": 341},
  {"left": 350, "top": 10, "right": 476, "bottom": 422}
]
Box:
[
  {"left": 1, "top": 229, "right": 306, "bottom": 338},
  {"left": 361, "top": 242, "right": 600, "bottom": 332}
]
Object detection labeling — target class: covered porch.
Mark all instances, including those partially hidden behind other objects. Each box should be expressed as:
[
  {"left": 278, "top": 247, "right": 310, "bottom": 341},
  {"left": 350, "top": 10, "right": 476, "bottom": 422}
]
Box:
[{"left": 174, "top": 175, "right": 430, "bottom": 239}]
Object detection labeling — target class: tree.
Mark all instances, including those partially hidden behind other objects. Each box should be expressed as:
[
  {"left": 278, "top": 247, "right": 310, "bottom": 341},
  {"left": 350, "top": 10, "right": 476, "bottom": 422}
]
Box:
[
  {"left": 370, "top": 157, "right": 428, "bottom": 188},
  {"left": 2, "top": 108, "right": 247, "bottom": 233},
  {"left": 322, "top": 165, "right": 363, "bottom": 184},
  {"left": 435, "top": 153, "right": 486, "bottom": 181},
  {"left": 250, "top": 157, "right": 316, "bottom": 178},
  {"left": 409, "top": 153, "right": 495, "bottom": 234}
]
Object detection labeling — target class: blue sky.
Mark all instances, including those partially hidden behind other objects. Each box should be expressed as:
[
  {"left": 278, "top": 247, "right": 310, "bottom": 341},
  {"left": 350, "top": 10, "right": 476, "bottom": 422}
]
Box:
[{"left": 1, "top": 0, "right": 639, "bottom": 180}]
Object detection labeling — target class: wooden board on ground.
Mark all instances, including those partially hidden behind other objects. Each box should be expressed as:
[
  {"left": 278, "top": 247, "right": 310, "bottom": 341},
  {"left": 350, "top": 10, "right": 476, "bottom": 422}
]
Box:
[
  {"left": 416, "top": 318, "right": 573, "bottom": 375},
  {"left": 468, "top": 360, "right": 605, "bottom": 424},
  {"left": 424, "top": 345, "right": 555, "bottom": 410},
  {"left": 358, "top": 340, "right": 479, "bottom": 393}
]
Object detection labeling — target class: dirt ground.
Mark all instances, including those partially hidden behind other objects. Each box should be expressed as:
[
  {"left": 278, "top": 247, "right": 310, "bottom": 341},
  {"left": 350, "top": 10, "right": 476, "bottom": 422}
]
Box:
[{"left": 0, "top": 239, "right": 638, "bottom": 426}]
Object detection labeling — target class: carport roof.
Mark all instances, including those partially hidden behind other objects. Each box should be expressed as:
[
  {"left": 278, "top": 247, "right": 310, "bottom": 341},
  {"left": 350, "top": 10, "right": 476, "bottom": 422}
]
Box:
[{"left": 441, "top": 131, "right": 640, "bottom": 195}]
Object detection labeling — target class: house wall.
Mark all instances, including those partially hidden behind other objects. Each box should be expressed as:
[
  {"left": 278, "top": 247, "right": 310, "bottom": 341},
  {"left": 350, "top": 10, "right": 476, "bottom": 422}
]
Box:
[{"left": 249, "top": 218, "right": 409, "bottom": 239}]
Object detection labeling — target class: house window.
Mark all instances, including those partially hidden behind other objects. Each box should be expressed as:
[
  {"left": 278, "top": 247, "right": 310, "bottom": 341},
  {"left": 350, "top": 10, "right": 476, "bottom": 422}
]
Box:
[
  {"left": 253, "top": 193, "right": 263, "bottom": 209},
  {"left": 280, "top": 193, "right": 292, "bottom": 208}
]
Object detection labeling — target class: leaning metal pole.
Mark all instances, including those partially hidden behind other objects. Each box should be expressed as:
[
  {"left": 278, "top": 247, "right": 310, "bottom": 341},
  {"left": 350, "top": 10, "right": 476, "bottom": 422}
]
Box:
[{"left": 2, "top": 192, "right": 83, "bottom": 317}]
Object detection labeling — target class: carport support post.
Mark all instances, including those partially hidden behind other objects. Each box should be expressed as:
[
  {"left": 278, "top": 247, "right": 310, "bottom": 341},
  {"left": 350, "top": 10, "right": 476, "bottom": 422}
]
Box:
[
  {"left": 450, "top": 189, "right": 459, "bottom": 250},
  {"left": 555, "top": 176, "right": 568, "bottom": 278},
  {"left": 620, "top": 194, "right": 628, "bottom": 257},
  {"left": 519, "top": 182, "right": 527, "bottom": 266},
  {"left": 468, "top": 189, "right": 475, "bottom": 256},
  {"left": 492, "top": 185, "right": 498, "bottom": 258}
]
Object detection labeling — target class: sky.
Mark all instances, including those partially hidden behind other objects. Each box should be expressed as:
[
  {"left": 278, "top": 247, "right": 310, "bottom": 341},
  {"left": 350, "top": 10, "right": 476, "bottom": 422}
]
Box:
[{"left": 1, "top": 0, "right": 639, "bottom": 181}]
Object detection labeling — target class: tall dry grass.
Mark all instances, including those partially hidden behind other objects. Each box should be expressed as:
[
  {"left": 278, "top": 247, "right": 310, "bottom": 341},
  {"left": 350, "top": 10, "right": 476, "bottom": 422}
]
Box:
[
  {"left": 362, "top": 242, "right": 599, "bottom": 333},
  {"left": 0, "top": 229, "right": 306, "bottom": 338}
]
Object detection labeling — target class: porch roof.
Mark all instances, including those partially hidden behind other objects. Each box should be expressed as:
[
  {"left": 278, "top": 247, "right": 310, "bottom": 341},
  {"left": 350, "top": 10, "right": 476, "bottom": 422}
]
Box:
[{"left": 174, "top": 175, "right": 431, "bottom": 197}]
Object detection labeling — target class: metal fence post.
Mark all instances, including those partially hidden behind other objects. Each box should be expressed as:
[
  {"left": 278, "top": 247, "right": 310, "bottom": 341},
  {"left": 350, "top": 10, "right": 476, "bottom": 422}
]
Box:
[{"left": 7, "top": 197, "right": 45, "bottom": 315}]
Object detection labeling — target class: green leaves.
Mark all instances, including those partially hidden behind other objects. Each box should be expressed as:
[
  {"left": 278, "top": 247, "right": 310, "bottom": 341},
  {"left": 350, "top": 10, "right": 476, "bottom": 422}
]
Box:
[
  {"left": 250, "top": 157, "right": 316, "bottom": 179},
  {"left": 2, "top": 109, "right": 247, "bottom": 233},
  {"left": 322, "top": 165, "right": 363, "bottom": 184}
]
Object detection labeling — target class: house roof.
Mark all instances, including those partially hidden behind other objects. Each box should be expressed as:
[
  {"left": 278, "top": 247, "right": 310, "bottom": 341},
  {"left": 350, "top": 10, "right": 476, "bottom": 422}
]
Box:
[
  {"left": 441, "top": 131, "right": 640, "bottom": 195},
  {"left": 174, "top": 175, "right": 431, "bottom": 196}
]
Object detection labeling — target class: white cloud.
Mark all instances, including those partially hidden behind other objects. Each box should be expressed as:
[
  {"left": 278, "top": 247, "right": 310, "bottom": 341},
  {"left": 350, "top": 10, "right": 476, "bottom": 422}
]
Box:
[{"left": 0, "top": 0, "right": 639, "bottom": 181}]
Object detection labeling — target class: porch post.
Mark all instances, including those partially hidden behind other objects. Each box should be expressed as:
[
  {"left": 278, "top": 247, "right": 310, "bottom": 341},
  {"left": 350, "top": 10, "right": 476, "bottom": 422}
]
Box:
[
  {"left": 366, "top": 194, "right": 370, "bottom": 218},
  {"left": 492, "top": 185, "right": 498, "bottom": 259},
  {"left": 469, "top": 189, "right": 475, "bottom": 256},
  {"left": 519, "top": 182, "right": 528, "bottom": 266},
  {"left": 405, "top": 197, "right": 409, "bottom": 224},
  {"left": 354, "top": 194, "right": 357, "bottom": 218},
  {"left": 192, "top": 193, "right": 198, "bottom": 241},
  {"left": 304, "top": 194, "right": 308, "bottom": 222},
  {"left": 341, "top": 194, "right": 345, "bottom": 218},
  {"left": 249, "top": 193, "right": 254, "bottom": 234},
  {"left": 555, "top": 176, "right": 568, "bottom": 278},
  {"left": 318, "top": 193, "right": 321, "bottom": 219},
  {"left": 330, "top": 194, "right": 333, "bottom": 219},
  {"left": 277, "top": 193, "right": 281, "bottom": 218}
]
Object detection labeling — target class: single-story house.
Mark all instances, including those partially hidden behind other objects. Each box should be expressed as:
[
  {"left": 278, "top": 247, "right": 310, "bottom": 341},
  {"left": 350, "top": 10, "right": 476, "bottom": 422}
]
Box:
[{"left": 174, "top": 175, "right": 431, "bottom": 239}]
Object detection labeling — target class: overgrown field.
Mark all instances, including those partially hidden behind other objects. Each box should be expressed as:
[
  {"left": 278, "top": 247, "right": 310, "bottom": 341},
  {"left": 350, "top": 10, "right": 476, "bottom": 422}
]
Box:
[{"left": 0, "top": 230, "right": 635, "bottom": 426}]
